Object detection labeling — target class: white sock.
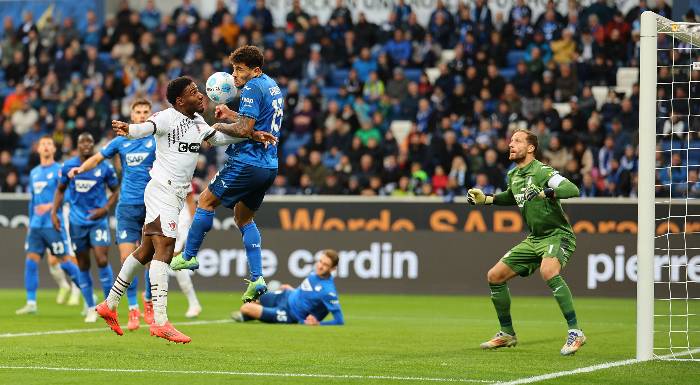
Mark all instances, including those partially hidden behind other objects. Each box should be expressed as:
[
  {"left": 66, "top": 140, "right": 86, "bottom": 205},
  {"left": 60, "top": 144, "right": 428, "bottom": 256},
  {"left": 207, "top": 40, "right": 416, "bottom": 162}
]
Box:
[
  {"left": 48, "top": 262, "right": 70, "bottom": 289},
  {"left": 106, "top": 255, "right": 144, "bottom": 309},
  {"left": 27, "top": 300, "right": 37, "bottom": 306},
  {"left": 70, "top": 282, "right": 80, "bottom": 295},
  {"left": 150, "top": 260, "right": 170, "bottom": 326},
  {"left": 175, "top": 270, "right": 200, "bottom": 308}
]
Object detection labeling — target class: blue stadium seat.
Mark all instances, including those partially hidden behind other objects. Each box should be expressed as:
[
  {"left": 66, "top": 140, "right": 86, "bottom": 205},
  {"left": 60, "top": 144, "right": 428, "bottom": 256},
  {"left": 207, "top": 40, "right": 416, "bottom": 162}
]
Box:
[
  {"left": 332, "top": 68, "right": 349, "bottom": 86},
  {"left": 499, "top": 68, "right": 517, "bottom": 81},
  {"left": 321, "top": 87, "right": 339, "bottom": 99},
  {"left": 507, "top": 50, "right": 526, "bottom": 68},
  {"left": 403, "top": 68, "right": 421, "bottom": 82}
]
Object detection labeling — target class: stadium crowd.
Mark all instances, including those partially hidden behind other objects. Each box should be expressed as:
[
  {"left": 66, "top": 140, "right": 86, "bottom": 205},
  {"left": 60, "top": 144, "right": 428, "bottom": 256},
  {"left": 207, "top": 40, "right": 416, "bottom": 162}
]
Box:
[{"left": 0, "top": 0, "right": 682, "bottom": 198}]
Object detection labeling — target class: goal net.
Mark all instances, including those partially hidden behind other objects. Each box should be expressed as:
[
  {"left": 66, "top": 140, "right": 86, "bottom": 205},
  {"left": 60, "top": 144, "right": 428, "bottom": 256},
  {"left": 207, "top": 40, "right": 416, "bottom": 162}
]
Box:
[{"left": 640, "top": 11, "right": 700, "bottom": 361}]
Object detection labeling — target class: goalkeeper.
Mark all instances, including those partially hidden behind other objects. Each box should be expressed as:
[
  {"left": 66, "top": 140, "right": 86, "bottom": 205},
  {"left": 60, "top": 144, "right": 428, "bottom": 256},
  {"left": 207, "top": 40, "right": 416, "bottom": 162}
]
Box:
[{"left": 467, "top": 130, "right": 586, "bottom": 356}]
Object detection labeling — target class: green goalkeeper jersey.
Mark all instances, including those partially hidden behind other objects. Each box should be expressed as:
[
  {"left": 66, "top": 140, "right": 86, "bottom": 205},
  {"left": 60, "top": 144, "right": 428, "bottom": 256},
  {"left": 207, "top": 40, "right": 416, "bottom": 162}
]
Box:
[{"left": 499, "top": 159, "right": 575, "bottom": 238}]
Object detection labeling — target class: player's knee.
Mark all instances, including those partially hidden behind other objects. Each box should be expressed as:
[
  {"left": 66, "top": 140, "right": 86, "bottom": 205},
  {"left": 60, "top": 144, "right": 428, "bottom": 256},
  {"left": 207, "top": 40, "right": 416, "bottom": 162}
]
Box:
[
  {"left": 487, "top": 268, "right": 505, "bottom": 284},
  {"left": 240, "top": 303, "right": 257, "bottom": 317},
  {"left": 539, "top": 265, "right": 560, "bottom": 281},
  {"left": 198, "top": 189, "right": 219, "bottom": 211}
]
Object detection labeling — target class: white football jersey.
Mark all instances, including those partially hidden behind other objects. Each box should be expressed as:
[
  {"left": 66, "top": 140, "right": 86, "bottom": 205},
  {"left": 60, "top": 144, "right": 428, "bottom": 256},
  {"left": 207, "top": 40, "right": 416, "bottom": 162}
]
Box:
[{"left": 146, "top": 108, "right": 215, "bottom": 190}]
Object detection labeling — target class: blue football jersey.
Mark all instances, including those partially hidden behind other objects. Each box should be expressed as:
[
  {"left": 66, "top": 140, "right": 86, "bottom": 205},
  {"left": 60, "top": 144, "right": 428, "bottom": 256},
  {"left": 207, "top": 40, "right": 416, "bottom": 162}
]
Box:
[
  {"left": 287, "top": 273, "right": 342, "bottom": 322},
  {"left": 100, "top": 136, "right": 155, "bottom": 205},
  {"left": 28, "top": 163, "right": 63, "bottom": 229},
  {"left": 60, "top": 156, "right": 119, "bottom": 226},
  {"left": 225, "top": 73, "right": 282, "bottom": 169}
]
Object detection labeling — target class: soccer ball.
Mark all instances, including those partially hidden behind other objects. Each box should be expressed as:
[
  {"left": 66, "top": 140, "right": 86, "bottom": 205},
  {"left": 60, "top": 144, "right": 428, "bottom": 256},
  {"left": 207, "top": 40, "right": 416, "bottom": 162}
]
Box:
[{"left": 205, "top": 72, "right": 237, "bottom": 104}]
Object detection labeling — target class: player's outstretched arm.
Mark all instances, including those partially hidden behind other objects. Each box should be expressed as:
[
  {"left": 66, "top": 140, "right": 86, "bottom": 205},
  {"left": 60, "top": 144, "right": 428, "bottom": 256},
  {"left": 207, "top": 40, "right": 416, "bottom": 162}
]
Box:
[
  {"left": 214, "top": 104, "right": 238, "bottom": 121},
  {"left": 524, "top": 175, "right": 580, "bottom": 201},
  {"left": 112, "top": 120, "right": 154, "bottom": 139},
  {"left": 68, "top": 153, "right": 105, "bottom": 178},
  {"left": 212, "top": 115, "right": 255, "bottom": 139},
  {"left": 467, "top": 188, "right": 516, "bottom": 206},
  {"left": 320, "top": 309, "right": 345, "bottom": 326}
]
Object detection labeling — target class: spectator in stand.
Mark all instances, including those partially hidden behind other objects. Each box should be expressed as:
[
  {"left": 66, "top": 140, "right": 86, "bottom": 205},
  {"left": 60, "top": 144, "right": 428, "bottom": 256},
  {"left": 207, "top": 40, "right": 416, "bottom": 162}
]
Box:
[{"left": 384, "top": 29, "right": 411, "bottom": 67}]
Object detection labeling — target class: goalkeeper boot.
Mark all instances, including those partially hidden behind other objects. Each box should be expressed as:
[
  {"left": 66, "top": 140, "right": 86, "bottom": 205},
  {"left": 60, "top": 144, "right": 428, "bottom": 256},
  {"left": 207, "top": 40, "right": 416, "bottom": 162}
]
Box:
[
  {"left": 127, "top": 308, "right": 141, "bottom": 331},
  {"left": 560, "top": 329, "right": 586, "bottom": 356},
  {"left": 56, "top": 285, "right": 70, "bottom": 304},
  {"left": 150, "top": 322, "right": 191, "bottom": 344},
  {"left": 95, "top": 301, "right": 122, "bottom": 335},
  {"left": 170, "top": 253, "right": 199, "bottom": 271},
  {"left": 15, "top": 302, "right": 37, "bottom": 315},
  {"left": 480, "top": 331, "right": 518, "bottom": 349},
  {"left": 241, "top": 276, "right": 267, "bottom": 303}
]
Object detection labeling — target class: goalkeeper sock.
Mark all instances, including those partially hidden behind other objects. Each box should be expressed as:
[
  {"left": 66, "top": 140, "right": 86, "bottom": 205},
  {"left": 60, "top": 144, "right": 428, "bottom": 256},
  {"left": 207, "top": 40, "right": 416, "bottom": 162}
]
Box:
[
  {"left": 489, "top": 282, "right": 515, "bottom": 336},
  {"left": 183, "top": 208, "right": 214, "bottom": 261},
  {"left": 546, "top": 275, "right": 579, "bottom": 329}
]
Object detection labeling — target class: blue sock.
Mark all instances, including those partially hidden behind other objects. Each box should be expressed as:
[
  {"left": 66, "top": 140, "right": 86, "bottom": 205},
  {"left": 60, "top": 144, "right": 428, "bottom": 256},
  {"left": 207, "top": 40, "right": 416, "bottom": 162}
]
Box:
[
  {"left": 79, "top": 270, "right": 95, "bottom": 307},
  {"left": 25, "top": 259, "right": 38, "bottom": 302},
  {"left": 126, "top": 275, "right": 138, "bottom": 307},
  {"left": 98, "top": 264, "right": 114, "bottom": 299},
  {"left": 59, "top": 260, "right": 81, "bottom": 287},
  {"left": 183, "top": 208, "right": 215, "bottom": 260},
  {"left": 144, "top": 269, "right": 152, "bottom": 301},
  {"left": 240, "top": 222, "right": 262, "bottom": 281}
]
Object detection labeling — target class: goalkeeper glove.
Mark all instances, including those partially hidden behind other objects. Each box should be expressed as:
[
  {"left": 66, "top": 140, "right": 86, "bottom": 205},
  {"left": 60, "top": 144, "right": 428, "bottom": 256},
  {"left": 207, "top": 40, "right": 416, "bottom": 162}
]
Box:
[
  {"left": 524, "top": 185, "right": 555, "bottom": 201},
  {"left": 467, "top": 188, "right": 494, "bottom": 205}
]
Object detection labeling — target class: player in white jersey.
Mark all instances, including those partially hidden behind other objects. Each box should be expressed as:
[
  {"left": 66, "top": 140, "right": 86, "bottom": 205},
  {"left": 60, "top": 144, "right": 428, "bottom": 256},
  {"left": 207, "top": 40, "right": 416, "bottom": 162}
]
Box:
[{"left": 96, "top": 77, "right": 276, "bottom": 343}]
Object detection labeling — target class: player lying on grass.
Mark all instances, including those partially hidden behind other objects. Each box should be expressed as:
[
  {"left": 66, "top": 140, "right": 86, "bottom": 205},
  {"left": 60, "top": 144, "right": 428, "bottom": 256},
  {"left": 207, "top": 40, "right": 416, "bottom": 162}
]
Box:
[
  {"left": 96, "top": 76, "right": 277, "bottom": 343},
  {"left": 231, "top": 249, "right": 344, "bottom": 326},
  {"left": 467, "top": 129, "right": 586, "bottom": 356}
]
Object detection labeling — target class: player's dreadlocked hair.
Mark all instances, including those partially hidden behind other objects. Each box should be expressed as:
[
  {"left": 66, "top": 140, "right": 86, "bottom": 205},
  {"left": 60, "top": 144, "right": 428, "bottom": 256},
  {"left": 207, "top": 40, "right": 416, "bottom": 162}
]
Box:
[
  {"left": 166, "top": 76, "right": 194, "bottom": 106},
  {"left": 229, "top": 45, "right": 264, "bottom": 69}
]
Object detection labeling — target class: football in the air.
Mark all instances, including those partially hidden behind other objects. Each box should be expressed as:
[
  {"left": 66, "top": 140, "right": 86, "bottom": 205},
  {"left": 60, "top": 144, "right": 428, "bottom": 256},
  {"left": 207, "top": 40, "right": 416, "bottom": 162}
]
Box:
[{"left": 206, "top": 72, "right": 237, "bottom": 104}]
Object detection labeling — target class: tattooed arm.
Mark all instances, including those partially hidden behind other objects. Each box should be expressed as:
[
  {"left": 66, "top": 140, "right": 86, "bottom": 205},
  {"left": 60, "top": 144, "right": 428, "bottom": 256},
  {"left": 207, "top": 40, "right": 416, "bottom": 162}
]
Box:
[{"left": 212, "top": 115, "right": 255, "bottom": 139}]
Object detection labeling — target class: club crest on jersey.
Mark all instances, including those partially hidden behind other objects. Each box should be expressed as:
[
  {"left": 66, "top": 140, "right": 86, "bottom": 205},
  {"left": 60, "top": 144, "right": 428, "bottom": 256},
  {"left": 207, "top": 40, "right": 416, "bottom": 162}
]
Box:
[
  {"left": 33, "top": 181, "right": 48, "bottom": 194},
  {"left": 168, "top": 221, "right": 177, "bottom": 231},
  {"left": 125, "top": 152, "right": 149, "bottom": 166},
  {"left": 74, "top": 179, "right": 97, "bottom": 193},
  {"left": 94, "top": 169, "right": 102, "bottom": 177},
  {"left": 120, "top": 230, "right": 127, "bottom": 239},
  {"left": 123, "top": 142, "right": 131, "bottom": 148},
  {"left": 146, "top": 139, "right": 154, "bottom": 148},
  {"left": 47, "top": 172, "right": 53, "bottom": 179},
  {"left": 315, "top": 285, "right": 322, "bottom": 292}
]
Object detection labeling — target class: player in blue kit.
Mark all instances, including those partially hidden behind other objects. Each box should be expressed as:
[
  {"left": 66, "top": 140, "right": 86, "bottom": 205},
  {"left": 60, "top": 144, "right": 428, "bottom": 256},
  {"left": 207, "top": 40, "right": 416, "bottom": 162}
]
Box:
[
  {"left": 16, "top": 136, "right": 86, "bottom": 315},
  {"left": 53, "top": 133, "right": 119, "bottom": 322},
  {"left": 231, "top": 250, "right": 344, "bottom": 326},
  {"left": 171, "top": 45, "right": 283, "bottom": 303}
]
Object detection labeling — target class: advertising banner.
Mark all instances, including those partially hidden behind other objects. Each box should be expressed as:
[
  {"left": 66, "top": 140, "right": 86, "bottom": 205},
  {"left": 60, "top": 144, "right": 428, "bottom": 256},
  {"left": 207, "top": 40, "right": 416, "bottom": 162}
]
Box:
[{"left": 3, "top": 227, "right": 696, "bottom": 298}]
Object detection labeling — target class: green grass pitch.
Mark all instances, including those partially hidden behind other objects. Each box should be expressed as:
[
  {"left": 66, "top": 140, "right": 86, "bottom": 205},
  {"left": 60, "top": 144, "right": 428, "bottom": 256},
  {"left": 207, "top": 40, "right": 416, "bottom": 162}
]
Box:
[{"left": 0, "top": 289, "right": 697, "bottom": 385}]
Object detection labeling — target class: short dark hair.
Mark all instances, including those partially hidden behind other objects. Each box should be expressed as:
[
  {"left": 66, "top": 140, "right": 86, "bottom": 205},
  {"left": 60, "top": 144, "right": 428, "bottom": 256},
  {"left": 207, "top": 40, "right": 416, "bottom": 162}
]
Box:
[
  {"left": 323, "top": 249, "right": 339, "bottom": 268},
  {"left": 514, "top": 129, "right": 539, "bottom": 153},
  {"left": 39, "top": 134, "right": 54, "bottom": 142},
  {"left": 166, "top": 76, "right": 194, "bottom": 106},
  {"left": 130, "top": 98, "right": 152, "bottom": 110},
  {"left": 229, "top": 45, "right": 264, "bottom": 69},
  {"left": 78, "top": 132, "right": 94, "bottom": 142}
]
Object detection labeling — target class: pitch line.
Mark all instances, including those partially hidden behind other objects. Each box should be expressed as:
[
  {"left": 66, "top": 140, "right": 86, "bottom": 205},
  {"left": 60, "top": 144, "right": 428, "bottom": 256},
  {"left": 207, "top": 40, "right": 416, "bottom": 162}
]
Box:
[
  {"left": 0, "top": 319, "right": 232, "bottom": 338},
  {"left": 0, "top": 366, "right": 493, "bottom": 383},
  {"left": 492, "top": 348, "right": 700, "bottom": 385}
]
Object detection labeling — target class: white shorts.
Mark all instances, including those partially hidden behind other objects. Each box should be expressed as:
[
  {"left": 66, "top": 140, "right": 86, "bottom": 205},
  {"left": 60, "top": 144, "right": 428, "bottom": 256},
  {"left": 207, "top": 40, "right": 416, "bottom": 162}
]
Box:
[
  {"left": 174, "top": 202, "right": 193, "bottom": 252},
  {"left": 144, "top": 180, "right": 186, "bottom": 238}
]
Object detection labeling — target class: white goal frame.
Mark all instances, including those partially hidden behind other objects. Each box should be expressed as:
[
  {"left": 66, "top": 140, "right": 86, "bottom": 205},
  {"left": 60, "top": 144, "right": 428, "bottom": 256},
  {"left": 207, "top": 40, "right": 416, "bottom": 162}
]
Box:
[{"left": 639, "top": 10, "right": 700, "bottom": 361}]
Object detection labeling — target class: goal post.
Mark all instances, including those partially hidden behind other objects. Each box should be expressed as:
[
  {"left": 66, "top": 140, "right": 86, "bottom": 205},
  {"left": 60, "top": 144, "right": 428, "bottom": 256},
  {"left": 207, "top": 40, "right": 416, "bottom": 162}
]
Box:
[
  {"left": 638, "top": 10, "right": 656, "bottom": 362},
  {"left": 639, "top": 11, "right": 700, "bottom": 362}
]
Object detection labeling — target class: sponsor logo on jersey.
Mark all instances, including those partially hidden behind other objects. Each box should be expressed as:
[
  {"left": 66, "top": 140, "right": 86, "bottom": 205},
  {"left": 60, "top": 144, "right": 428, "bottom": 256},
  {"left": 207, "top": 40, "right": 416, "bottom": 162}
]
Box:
[
  {"left": 74, "top": 179, "right": 97, "bottom": 193},
  {"left": 125, "top": 152, "right": 149, "bottom": 167},
  {"left": 241, "top": 97, "right": 254, "bottom": 105},
  {"left": 33, "top": 181, "right": 48, "bottom": 194},
  {"left": 178, "top": 142, "right": 201, "bottom": 153}
]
